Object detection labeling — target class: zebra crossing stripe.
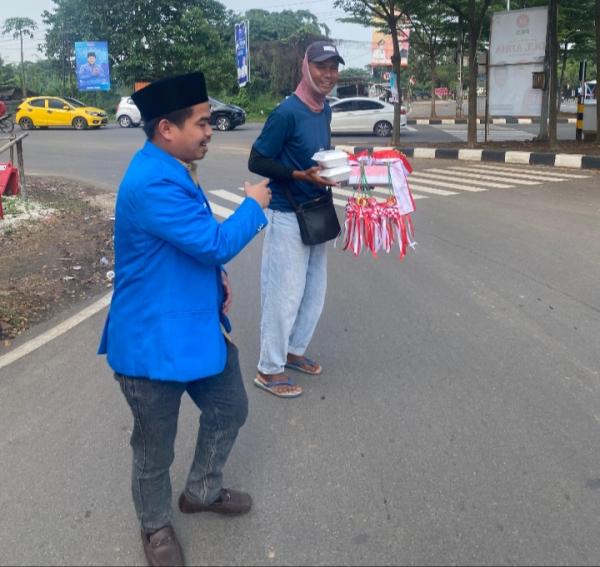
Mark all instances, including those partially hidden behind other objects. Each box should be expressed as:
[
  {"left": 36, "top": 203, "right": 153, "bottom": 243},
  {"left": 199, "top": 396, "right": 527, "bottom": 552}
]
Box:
[
  {"left": 405, "top": 183, "right": 458, "bottom": 196},
  {"left": 211, "top": 189, "right": 244, "bottom": 204},
  {"left": 458, "top": 165, "right": 575, "bottom": 183},
  {"left": 464, "top": 164, "right": 590, "bottom": 179},
  {"left": 412, "top": 171, "right": 493, "bottom": 190},
  {"left": 208, "top": 202, "right": 235, "bottom": 219},
  {"left": 369, "top": 186, "right": 429, "bottom": 198},
  {"left": 333, "top": 187, "right": 428, "bottom": 201},
  {"left": 440, "top": 167, "right": 541, "bottom": 185}
]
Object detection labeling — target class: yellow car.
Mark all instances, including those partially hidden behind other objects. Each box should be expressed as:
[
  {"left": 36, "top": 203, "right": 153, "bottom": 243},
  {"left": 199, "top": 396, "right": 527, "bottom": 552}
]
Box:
[{"left": 16, "top": 96, "right": 108, "bottom": 130}]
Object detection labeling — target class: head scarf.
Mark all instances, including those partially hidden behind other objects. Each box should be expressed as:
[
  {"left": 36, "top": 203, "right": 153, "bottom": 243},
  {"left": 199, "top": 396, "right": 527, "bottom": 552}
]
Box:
[{"left": 294, "top": 54, "right": 327, "bottom": 113}]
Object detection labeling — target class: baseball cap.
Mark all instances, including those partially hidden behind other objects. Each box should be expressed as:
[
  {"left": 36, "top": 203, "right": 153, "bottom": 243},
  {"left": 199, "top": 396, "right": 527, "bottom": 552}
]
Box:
[{"left": 306, "top": 41, "right": 345, "bottom": 65}]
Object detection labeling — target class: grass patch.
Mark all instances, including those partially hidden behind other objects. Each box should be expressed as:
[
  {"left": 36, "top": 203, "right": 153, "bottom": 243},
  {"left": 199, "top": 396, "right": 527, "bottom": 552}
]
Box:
[{"left": 1, "top": 196, "right": 34, "bottom": 217}]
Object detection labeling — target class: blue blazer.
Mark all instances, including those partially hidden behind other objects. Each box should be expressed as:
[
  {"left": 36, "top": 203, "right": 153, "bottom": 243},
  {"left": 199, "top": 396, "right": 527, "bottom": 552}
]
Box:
[{"left": 98, "top": 141, "right": 267, "bottom": 382}]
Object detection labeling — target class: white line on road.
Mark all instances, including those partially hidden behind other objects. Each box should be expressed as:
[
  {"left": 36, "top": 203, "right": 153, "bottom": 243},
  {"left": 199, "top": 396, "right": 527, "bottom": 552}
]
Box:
[
  {"left": 411, "top": 172, "right": 492, "bottom": 191},
  {"left": 443, "top": 167, "right": 542, "bottom": 185},
  {"left": 405, "top": 183, "right": 458, "bottom": 196},
  {"left": 210, "top": 190, "right": 245, "bottom": 204},
  {"left": 0, "top": 293, "right": 112, "bottom": 371},
  {"left": 457, "top": 165, "right": 575, "bottom": 183},
  {"left": 465, "top": 164, "right": 591, "bottom": 179},
  {"left": 209, "top": 202, "right": 235, "bottom": 219}
]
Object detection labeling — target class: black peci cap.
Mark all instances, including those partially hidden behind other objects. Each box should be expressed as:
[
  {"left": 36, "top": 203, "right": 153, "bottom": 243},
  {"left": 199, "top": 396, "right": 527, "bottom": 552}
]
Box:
[
  {"left": 306, "top": 41, "right": 345, "bottom": 65},
  {"left": 131, "top": 71, "right": 208, "bottom": 122}
]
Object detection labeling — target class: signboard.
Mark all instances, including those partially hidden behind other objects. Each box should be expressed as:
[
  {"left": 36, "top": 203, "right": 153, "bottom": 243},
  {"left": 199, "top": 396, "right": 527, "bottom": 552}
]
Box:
[
  {"left": 75, "top": 41, "right": 110, "bottom": 92},
  {"left": 235, "top": 21, "right": 249, "bottom": 87},
  {"left": 371, "top": 29, "right": 409, "bottom": 68},
  {"left": 489, "top": 7, "right": 547, "bottom": 66},
  {"left": 489, "top": 7, "right": 548, "bottom": 116}
]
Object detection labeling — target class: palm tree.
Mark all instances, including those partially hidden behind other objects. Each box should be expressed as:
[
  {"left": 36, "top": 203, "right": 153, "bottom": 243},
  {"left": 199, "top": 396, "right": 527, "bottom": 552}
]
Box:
[{"left": 2, "top": 17, "right": 38, "bottom": 99}]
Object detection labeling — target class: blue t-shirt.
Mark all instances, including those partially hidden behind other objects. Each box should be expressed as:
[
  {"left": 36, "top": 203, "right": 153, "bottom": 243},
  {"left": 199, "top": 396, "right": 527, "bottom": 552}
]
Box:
[{"left": 253, "top": 95, "right": 331, "bottom": 212}]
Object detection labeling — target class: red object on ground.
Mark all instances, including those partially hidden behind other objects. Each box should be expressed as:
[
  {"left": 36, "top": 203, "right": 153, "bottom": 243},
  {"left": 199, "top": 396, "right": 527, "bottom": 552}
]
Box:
[{"left": 0, "top": 162, "right": 20, "bottom": 219}]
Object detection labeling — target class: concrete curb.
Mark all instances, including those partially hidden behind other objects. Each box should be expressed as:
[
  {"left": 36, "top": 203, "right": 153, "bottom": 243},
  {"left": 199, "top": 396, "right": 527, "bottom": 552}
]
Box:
[
  {"left": 407, "top": 117, "right": 577, "bottom": 125},
  {"left": 334, "top": 145, "right": 600, "bottom": 170}
]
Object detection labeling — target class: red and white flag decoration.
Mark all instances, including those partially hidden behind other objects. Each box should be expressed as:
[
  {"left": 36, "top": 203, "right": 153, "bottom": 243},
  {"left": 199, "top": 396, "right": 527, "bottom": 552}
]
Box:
[{"left": 342, "top": 150, "right": 416, "bottom": 259}]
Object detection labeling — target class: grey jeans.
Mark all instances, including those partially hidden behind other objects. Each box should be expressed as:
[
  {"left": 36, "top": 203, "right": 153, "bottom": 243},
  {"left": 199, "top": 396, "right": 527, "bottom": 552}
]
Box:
[{"left": 116, "top": 341, "right": 248, "bottom": 533}]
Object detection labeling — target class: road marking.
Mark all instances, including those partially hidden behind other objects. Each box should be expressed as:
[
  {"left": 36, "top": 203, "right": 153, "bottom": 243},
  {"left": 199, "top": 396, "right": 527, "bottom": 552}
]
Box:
[
  {"left": 210, "top": 144, "right": 250, "bottom": 155},
  {"left": 440, "top": 127, "right": 535, "bottom": 142},
  {"left": 411, "top": 172, "right": 492, "bottom": 190},
  {"left": 0, "top": 293, "right": 112, "bottom": 371},
  {"left": 369, "top": 186, "right": 428, "bottom": 199},
  {"left": 466, "top": 164, "right": 591, "bottom": 179},
  {"left": 209, "top": 202, "right": 235, "bottom": 219},
  {"left": 333, "top": 186, "right": 427, "bottom": 202},
  {"left": 210, "top": 189, "right": 244, "bottom": 204},
  {"left": 462, "top": 165, "right": 572, "bottom": 183},
  {"left": 405, "top": 183, "right": 458, "bottom": 196},
  {"left": 437, "top": 167, "right": 541, "bottom": 185}
]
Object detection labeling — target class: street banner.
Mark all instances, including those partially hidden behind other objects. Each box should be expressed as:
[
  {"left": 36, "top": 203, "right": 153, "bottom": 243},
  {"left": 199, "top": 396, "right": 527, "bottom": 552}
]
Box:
[
  {"left": 371, "top": 28, "right": 409, "bottom": 68},
  {"left": 75, "top": 41, "right": 110, "bottom": 92},
  {"left": 489, "top": 7, "right": 547, "bottom": 116},
  {"left": 235, "top": 21, "right": 249, "bottom": 87}
]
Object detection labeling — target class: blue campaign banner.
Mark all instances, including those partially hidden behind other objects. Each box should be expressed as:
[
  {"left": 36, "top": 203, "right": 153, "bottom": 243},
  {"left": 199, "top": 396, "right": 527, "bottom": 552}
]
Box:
[
  {"left": 235, "top": 22, "right": 249, "bottom": 87},
  {"left": 75, "top": 41, "right": 110, "bottom": 92}
]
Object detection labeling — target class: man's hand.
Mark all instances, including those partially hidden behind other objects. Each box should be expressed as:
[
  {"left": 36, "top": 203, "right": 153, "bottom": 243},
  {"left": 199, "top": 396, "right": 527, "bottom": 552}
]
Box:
[
  {"left": 294, "top": 166, "right": 336, "bottom": 188},
  {"left": 221, "top": 271, "right": 233, "bottom": 315},
  {"left": 244, "top": 179, "right": 272, "bottom": 208}
]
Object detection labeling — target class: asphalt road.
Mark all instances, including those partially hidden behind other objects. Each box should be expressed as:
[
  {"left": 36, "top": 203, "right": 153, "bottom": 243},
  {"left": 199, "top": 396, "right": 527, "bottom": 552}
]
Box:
[
  {"left": 1, "top": 127, "right": 600, "bottom": 566},
  {"left": 17, "top": 121, "right": 578, "bottom": 191}
]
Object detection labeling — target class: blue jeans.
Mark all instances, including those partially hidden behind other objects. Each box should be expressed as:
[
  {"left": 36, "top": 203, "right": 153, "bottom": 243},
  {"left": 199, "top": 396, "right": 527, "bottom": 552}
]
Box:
[
  {"left": 116, "top": 341, "right": 248, "bottom": 533},
  {"left": 258, "top": 210, "right": 327, "bottom": 375}
]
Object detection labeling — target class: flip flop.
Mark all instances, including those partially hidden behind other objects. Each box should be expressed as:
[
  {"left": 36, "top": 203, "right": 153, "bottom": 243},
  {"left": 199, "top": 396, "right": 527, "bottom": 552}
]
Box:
[
  {"left": 285, "top": 356, "right": 323, "bottom": 376},
  {"left": 253, "top": 375, "right": 303, "bottom": 398}
]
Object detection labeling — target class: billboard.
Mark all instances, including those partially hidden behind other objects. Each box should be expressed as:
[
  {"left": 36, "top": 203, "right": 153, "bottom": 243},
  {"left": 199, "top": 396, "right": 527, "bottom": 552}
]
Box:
[
  {"left": 489, "top": 7, "right": 548, "bottom": 116},
  {"left": 75, "top": 41, "right": 110, "bottom": 92},
  {"left": 371, "top": 29, "right": 409, "bottom": 68},
  {"left": 235, "top": 21, "right": 249, "bottom": 87}
]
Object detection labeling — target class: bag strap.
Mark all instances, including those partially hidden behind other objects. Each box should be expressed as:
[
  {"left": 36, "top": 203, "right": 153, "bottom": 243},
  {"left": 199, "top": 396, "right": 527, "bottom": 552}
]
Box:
[
  {"left": 281, "top": 109, "right": 332, "bottom": 212},
  {"left": 282, "top": 181, "right": 301, "bottom": 212}
]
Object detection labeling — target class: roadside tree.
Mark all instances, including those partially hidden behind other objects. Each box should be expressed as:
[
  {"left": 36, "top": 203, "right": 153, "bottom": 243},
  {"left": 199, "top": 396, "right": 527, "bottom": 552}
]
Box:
[{"left": 1, "top": 17, "right": 38, "bottom": 99}]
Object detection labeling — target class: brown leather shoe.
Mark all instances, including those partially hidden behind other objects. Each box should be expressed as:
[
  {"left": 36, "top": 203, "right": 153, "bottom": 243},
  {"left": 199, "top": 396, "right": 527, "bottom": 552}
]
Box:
[
  {"left": 141, "top": 526, "right": 184, "bottom": 567},
  {"left": 178, "top": 488, "right": 252, "bottom": 516}
]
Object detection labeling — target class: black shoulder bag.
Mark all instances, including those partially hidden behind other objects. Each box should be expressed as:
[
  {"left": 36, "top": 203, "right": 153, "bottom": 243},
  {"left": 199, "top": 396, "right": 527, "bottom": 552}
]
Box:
[{"left": 282, "top": 183, "right": 341, "bottom": 246}]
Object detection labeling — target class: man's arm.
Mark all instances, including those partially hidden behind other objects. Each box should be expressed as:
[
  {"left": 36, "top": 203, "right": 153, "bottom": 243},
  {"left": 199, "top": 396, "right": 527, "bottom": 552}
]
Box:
[{"left": 134, "top": 179, "right": 268, "bottom": 266}]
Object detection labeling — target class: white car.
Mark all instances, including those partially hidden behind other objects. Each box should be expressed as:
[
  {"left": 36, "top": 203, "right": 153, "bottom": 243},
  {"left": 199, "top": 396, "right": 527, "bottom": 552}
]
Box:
[
  {"left": 116, "top": 96, "right": 142, "bottom": 128},
  {"left": 330, "top": 97, "right": 407, "bottom": 137}
]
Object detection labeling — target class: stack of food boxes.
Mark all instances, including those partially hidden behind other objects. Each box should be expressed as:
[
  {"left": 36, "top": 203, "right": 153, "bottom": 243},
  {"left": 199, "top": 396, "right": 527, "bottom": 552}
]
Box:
[{"left": 311, "top": 150, "right": 351, "bottom": 184}]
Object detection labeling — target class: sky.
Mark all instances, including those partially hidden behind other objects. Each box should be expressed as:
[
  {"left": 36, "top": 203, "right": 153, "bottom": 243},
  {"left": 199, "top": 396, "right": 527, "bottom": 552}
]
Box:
[{"left": 0, "top": 0, "right": 373, "bottom": 69}]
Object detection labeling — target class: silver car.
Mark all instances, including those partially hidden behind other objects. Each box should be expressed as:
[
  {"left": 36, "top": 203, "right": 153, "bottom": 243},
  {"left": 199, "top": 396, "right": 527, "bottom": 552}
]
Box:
[
  {"left": 330, "top": 97, "right": 407, "bottom": 137},
  {"left": 116, "top": 96, "right": 141, "bottom": 128}
]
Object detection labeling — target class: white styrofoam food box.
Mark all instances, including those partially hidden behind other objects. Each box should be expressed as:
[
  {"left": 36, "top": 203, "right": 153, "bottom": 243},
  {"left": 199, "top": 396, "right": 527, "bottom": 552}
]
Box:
[
  {"left": 319, "top": 165, "right": 351, "bottom": 183},
  {"left": 312, "top": 150, "right": 349, "bottom": 169}
]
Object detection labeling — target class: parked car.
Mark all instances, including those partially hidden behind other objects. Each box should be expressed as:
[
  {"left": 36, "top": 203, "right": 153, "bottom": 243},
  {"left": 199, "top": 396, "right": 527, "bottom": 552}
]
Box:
[
  {"left": 208, "top": 97, "right": 246, "bottom": 131},
  {"left": 114, "top": 95, "right": 246, "bottom": 131},
  {"left": 116, "top": 96, "right": 141, "bottom": 128},
  {"left": 329, "top": 97, "right": 407, "bottom": 137},
  {"left": 16, "top": 96, "right": 108, "bottom": 130}
]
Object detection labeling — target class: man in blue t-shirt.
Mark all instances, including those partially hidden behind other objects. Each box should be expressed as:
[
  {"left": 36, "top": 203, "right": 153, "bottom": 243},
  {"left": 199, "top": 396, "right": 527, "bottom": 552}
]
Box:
[{"left": 248, "top": 40, "right": 344, "bottom": 399}]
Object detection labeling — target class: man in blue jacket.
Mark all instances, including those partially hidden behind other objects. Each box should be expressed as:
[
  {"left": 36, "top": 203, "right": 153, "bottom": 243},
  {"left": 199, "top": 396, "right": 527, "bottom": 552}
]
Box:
[{"left": 98, "top": 71, "right": 270, "bottom": 567}]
